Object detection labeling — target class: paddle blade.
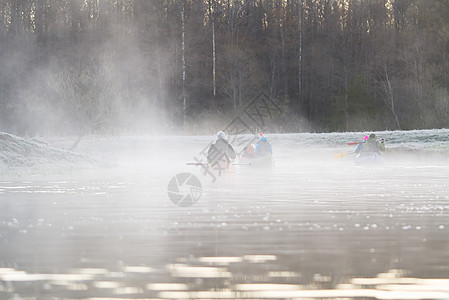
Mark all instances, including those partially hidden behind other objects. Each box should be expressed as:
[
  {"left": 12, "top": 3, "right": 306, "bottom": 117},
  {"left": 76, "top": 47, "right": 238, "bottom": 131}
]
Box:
[
  {"left": 347, "top": 142, "right": 359, "bottom": 145},
  {"left": 334, "top": 152, "right": 347, "bottom": 159},
  {"left": 232, "top": 162, "right": 251, "bottom": 165}
]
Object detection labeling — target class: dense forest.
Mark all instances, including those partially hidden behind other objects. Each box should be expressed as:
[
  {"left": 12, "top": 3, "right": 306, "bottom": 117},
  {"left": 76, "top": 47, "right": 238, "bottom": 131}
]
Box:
[{"left": 0, "top": 0, "right": 448, "bottom": 135}]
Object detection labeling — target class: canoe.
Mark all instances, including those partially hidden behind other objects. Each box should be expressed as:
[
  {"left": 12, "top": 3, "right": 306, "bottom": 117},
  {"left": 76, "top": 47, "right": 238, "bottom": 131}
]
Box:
[{"left": 238, "top": 153, "right": 273, "bottom": 167}]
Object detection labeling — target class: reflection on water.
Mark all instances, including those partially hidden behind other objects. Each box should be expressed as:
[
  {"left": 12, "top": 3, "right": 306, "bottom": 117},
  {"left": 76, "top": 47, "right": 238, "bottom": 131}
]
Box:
[
  {"left": 1, "top": 153, "right": 449, "bottom": 299},
  {"left": 1, "top": 265, "right": 449, "bottom": 299}
]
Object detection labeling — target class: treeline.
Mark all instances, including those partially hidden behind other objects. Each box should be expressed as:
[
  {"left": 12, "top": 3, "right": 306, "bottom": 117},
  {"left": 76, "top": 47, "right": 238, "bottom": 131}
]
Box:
[{"left": 0, "top": 0, "right": 448, "bottom": 135}]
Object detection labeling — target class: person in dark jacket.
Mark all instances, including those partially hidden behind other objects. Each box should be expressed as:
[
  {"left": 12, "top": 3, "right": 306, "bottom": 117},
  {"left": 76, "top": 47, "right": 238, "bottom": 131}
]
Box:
[
  {"left": 207, "top": 131, "right": 236, "bottom": 167},
  {"left": 360, "top": 133, "right": 385, "bottom": 156},
  {"left": 255, "top": 133, "right": 273, "bottom": 157}
]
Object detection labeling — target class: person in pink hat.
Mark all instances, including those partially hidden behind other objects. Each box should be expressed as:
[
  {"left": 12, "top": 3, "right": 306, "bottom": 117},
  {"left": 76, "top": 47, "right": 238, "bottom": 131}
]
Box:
[{"left": 355, "top": 135, "right": 369, "bottom": 154}]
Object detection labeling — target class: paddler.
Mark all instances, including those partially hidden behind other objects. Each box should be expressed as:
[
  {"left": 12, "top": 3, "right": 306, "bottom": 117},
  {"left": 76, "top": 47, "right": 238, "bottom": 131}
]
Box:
[
  {"left": 359, "top": 133, "right": 385, "bottom": 156},
  {"left": 241, "top": 143, "right": 256, "bottom": 158},
  {"left": 355, "top": 135, "right": 369, "bottom": 154},
  {"left": 207, "top": 131, "right": 236, "bottom": 168},
  {"left": 255, "top": 133, "right": 273, "bottom": 157}
]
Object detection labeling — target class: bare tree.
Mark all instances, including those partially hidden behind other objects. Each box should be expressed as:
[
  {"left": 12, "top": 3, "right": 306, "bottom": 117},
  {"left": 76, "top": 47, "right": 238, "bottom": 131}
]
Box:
[
  {"left": 181, "top": 0, "right": 187, "bottom": 128},
  {"left": 208, "top": 0, "right": 217, "bottom": 97},
  {"left": 376, "top": 58, "right": 401, "bottom": 130},
  {"left": 47, "top": 53, "right": 119, "bottom": 139},
  {"left": 297, "top": 0, "right": 303, "bottom": 113}
]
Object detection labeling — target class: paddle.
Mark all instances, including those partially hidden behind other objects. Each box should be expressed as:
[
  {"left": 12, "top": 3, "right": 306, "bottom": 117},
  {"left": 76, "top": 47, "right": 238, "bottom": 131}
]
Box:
[
  {"left": 347, "top": 138, "right": 386, "bottom": 147},
  {"left": 334, "top": 152, "right": 356, "bottom": 159},
  {"left": 186, "top": 162, "right": 252, "bottom": 166}
]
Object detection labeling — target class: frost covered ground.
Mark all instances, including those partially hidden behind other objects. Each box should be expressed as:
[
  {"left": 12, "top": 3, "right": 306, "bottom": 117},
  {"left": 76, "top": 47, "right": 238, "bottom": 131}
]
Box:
[
  {"left": 0, "top": 132, "right": 92, "bottom": 171},
  {"left": 1, "top": 129, "right": 449, "bottom": 299}
]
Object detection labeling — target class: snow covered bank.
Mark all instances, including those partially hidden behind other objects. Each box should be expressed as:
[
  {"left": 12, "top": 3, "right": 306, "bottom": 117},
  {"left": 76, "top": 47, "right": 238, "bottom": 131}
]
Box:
[
  {"left": 1, "top": 128, "right": 448, "bottom": 179},
  {"left": 0, "top": 132, "right": 92, "bottom": 169}
]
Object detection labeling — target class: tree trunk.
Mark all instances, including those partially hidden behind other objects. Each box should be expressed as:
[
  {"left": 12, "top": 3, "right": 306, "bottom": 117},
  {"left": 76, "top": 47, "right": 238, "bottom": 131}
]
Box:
[
  {"left": 208, "top": 0, "right": 216, "bottom": 96},
  {"left": 69, "top": 135, "right": 83, "bottom": 151},
  {"left": 344, "top": 66, "right": 350, "bottom": 131},
  {"left": 412, "top": 35, "right": 424, "bottom": 127},
  {"left": 384, "top": 62, "right": 401, "bottom": 130},
  {"left": 181, "top": 0, "right": 187, "bottom": 129},
  {"left": 270, "top": 56, "right": 276, "bottom": 98},
  {"left": 297, "top": 0, "right": 303, "bottom": 113},
  {"left": 230, "top": 67, "right": 237, "bottom": 111},
  {"left": 212, "top": 20, "right": 216, "bottom": 96},
  {"left": 281, "top": 28, "right": 288, "bottom": 99}
]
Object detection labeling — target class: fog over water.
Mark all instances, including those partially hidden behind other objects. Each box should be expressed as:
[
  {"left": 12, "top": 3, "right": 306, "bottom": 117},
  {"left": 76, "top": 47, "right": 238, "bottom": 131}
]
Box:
[
  {"left": 1, "top": 1, "right": 449, "bottom": 298},
  {"left": 1, "top": 129, "right": 449, "bottom": 299}
]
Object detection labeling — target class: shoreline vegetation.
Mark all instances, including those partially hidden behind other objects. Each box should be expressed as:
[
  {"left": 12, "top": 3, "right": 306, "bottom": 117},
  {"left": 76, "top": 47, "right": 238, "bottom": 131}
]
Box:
[{"left": 0, "top": 1, "right": 448, "bottom": 136}]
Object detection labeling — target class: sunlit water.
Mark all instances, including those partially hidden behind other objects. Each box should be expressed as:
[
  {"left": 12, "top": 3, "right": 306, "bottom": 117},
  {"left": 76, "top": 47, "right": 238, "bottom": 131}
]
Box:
[{"left": 1, "top": 130, "right": 449, "bottom": 299}]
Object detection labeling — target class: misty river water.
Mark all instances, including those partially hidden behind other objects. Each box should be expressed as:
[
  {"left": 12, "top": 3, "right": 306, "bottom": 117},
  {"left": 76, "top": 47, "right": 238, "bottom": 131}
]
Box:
[{"left": 1, "top": 129, "right": 449, "bottom": 299}]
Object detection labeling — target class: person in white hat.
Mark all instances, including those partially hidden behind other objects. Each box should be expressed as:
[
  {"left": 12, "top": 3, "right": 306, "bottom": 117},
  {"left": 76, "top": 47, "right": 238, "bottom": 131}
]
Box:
[{"left": 207, "top": 131, "right": 236, "bottom": 167}]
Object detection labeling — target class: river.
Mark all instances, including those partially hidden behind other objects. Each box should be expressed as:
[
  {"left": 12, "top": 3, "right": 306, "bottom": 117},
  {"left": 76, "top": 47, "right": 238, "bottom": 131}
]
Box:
[{"left": 1, "top": 129, "right": 449, "bottom": 299}]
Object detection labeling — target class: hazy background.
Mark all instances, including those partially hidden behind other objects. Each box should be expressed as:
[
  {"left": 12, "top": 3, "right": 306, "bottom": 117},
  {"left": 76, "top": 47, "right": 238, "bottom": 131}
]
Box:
[{"left": 1, "top": 0, "right": 449, "bottom": 137}]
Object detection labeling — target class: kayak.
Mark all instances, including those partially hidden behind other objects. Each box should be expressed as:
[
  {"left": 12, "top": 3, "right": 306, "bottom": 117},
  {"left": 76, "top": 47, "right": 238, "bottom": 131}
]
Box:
[{"left": 354, "top": 152, "right": 383, "bottom": 166}]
